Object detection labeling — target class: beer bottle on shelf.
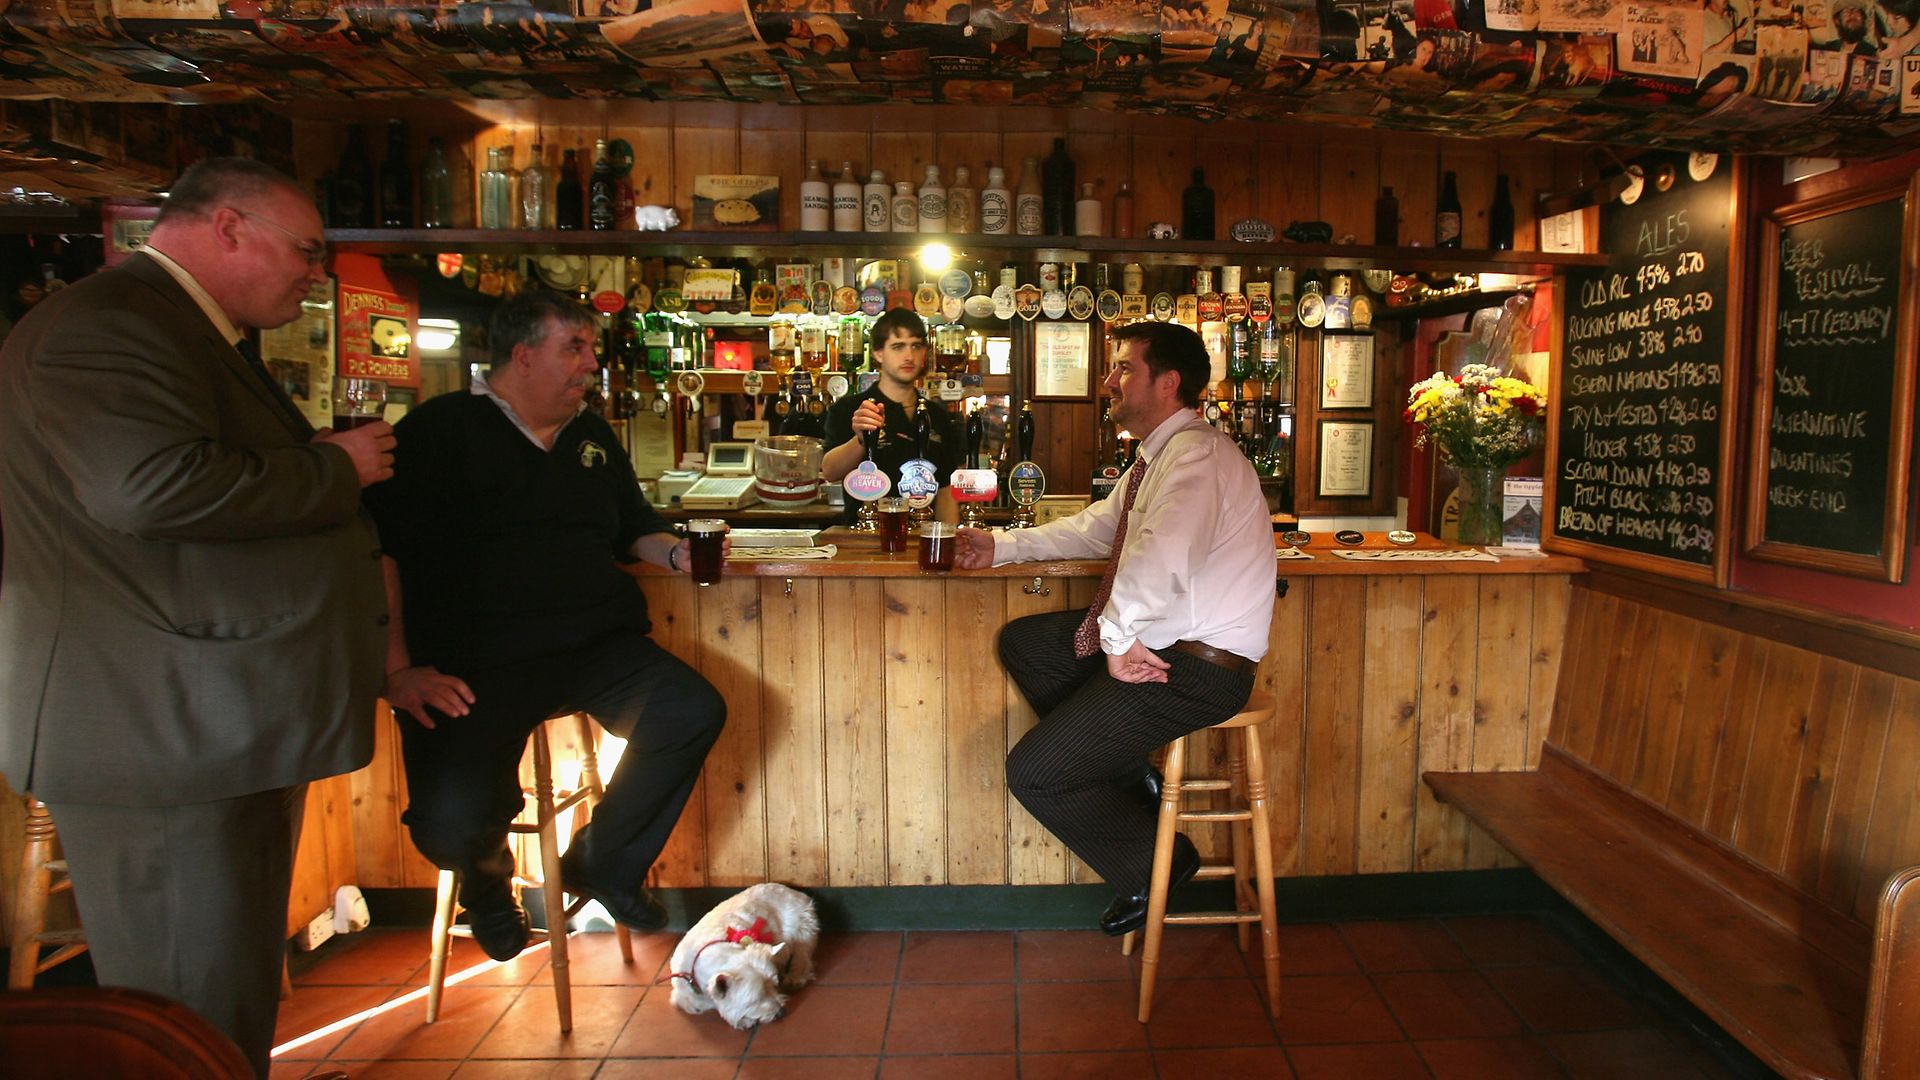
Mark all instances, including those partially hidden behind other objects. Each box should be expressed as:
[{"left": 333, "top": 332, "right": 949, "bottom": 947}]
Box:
[
  {"left": 496, "top": 147, "right": 520, "bottom": 229},
  {"left": 1374, "top": 186, "right": 1398, "bottom": 246},
  {"left": 588, "top": 139, "right": 616, "bottom": 230},
  {"left": 1181, "top": 168, "right": 1215, "bottom": 241},
  {"left": 832, "top": 162, "right": 863, "bottom": 231},
  {"left": 979, "top": 164, "right": 1011, "bottom": 236},
  {"left": 947, "top": 165, "right": 976, "bottom": 235},
  {"left": 1436, "top": 171, "right": 1463, "bottom": 248},
  {"left": 521, "top": 144, "right": 549, "bottom": 231},
  {"left": 333, "top": 124, "right": 373, "bottom": 228},
  {"left": 555, "top": 148, "right": 583, "bottom": 230},
  {"left": 478, "top": 148, "right": 502, "bottom": 230},
  {"left": 917, "top": 164, "right": 946, "bottom": 234},
  {"left": 1015, "top": 157, "right": 1043, "bottom": 237},
  {"left": 800, "top": 159, "right": 830, "bottom": 232},
  {"left": 1489, "top": 173, "right": 1515, "bottom": 251},
  {"left": 378, "top": 119, "right": 411, "bottom": 228},
  {"left": 1041, "top": 138, "right": 1074, "bottom": 236},
  {"left": 419, "top": 137, "right": 452, "bottom": 229}
]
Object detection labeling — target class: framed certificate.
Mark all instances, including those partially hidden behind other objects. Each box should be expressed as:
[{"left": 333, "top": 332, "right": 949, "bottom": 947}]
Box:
[
  {"left": 1318, "top": 420, "right": 1374, "bottom": 497},
  {"left": 1319, "top": 333, "right": 1375, "bottom": 409},
  {"left": 1032, "top": 320, "right": 1092, "bottom": 400}
]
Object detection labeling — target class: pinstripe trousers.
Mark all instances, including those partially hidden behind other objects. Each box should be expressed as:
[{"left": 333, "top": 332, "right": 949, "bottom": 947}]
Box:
[{"left": 1000, "top": 610, "right": 1255, "bottom": 895}]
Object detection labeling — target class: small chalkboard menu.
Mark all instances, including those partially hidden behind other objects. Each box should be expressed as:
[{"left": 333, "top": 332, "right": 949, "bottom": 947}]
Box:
[
  {"left": 1746, "top": 176, "right": 1917, "bottom": 583},
  {"left": 1548, "top": 152, "right": 1739, "bottom": 583}
]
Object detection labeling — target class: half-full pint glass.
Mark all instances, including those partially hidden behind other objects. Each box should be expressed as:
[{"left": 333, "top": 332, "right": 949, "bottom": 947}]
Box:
[{"left": 918, "top": 521, "right": 956, "bottom": 573}]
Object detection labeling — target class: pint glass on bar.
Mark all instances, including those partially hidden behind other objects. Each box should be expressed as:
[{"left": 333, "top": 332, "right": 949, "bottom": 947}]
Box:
[
  {"left": 686, "top": 519, "right": 727, "bottom": 586},
  {"left": 877, "top": 496, "right": 911, "bottom": 553},
  {"left": 332, "top": 377, "right": 387, "bottom": 430},
  {"left": 918, "top": 521, "right": 956, "bottom": 573}
]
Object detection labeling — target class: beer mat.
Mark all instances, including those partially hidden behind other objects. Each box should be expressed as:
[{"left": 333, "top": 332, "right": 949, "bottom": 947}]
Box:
[
  {"left": 1275, "top": 547, "right": 1314, "bottom": 560},
  {"left": 726, "top": 544, "right": 839, "bottom": 561},
  {"left": 1330, "top": 548, "right": 1501, "bottom": 562}
]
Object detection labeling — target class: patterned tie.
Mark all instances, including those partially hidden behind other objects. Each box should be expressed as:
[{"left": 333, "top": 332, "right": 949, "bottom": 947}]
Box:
[{"left": 1074, "top": 456, "right": 1149, "bottom": 658}]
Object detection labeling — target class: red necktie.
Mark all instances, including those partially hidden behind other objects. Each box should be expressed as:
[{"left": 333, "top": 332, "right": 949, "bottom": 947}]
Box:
[{"left": 1074, "top": 456, "right": 1148, "bottom": 658}]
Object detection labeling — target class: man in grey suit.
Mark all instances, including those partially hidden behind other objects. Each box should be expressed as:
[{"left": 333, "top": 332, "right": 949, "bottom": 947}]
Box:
[{"left": 0, "top": 157, "right": 394, "bottom": 1076}]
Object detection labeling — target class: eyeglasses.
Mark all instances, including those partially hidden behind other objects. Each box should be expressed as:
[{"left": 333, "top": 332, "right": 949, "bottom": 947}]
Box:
[{"left": 234, "top": 208, "right": 327, "bottom": 268}]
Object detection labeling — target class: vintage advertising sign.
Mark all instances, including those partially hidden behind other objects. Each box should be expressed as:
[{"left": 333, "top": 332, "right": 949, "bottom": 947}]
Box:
[{"left": 337, "top": 282, "right": 419, "bottom": 387}]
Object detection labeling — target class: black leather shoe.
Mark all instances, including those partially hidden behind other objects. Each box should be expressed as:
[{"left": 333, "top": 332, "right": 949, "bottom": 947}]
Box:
[
  {"left": 1136, "top": 763, "right": 1165, "bottom": 809},
  {"left": 559, "top": 851, "right": 670, "bottom": 932},
  {"left": 465, "top": 897, "right": 530, "bottom": 961},
  {"left": 1099, "top": 834, "right": 1200, "bottom": 937}
]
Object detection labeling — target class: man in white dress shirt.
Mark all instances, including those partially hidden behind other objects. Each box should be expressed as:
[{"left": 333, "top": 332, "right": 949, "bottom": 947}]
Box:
[{"left": 954, "top": 321, "right": 1275, "bottom": 936}]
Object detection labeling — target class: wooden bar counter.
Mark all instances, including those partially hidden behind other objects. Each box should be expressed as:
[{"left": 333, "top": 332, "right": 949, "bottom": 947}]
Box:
[{"left": 341, "top": 530, "right": 1584, "bottom": 896}]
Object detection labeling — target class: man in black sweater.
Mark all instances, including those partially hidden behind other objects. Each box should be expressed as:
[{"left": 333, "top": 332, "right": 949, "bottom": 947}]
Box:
[{"left": 365, "top": 291, "right": 724, "bottom": 959}]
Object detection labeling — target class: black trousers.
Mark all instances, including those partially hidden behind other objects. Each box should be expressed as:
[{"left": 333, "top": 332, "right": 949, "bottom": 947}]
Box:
[
  {"left": 51, "top": 785, "right": 306, "bottom": 1079},
  {"left": 1000, "top": 610, "right": 1254, "bottom": 895},
  {"left": 398, "top": 629, "right": 725, "bottom": 906}
]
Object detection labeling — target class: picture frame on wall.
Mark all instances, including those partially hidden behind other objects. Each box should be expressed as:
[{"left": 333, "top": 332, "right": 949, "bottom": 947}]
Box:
[
  {"left": 1032, "top": 320, "right": 1093, "bottom": 400},
  {"left": 1319, "top": 333, "right": 1375, "bottom": 409},
  {"left": 1318, "top": 420, "right": 1374, "bottom": 498}
]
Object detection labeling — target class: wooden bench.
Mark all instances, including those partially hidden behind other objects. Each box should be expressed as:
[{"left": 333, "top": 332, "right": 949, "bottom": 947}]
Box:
[{"left": 1425, "top": 571, "right": 1920, "bottom": 1080}]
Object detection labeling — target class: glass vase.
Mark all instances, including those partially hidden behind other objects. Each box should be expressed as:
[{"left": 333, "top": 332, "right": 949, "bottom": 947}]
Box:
[{"left": 1454, "top": 465, "right": 1504, "bottom": 546}]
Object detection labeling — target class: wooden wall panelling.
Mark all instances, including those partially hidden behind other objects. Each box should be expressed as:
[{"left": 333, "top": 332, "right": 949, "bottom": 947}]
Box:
[
  {"left": 1316, "top": 141, "right": 1378, "bottom": 247},
  {"left": 1499, "top": 146, "right": 1558, "bottom": 253},
  {"left": 646, "top": 578, "right": 710, "bottom": 886},
  {"left": 1302, "top": 577, "right": 1365, "bottom": 875},
  {"left": 620, "top": 125, "right": 675, "bottom": 209},
  {"left": 1849, "top": 679, "right": 1920, "bottom": 924},
  {"left": 945, "top": 580, "right": 1010, "bottom": 885},
  {"left": 1662, "top": 620, "right": 1745, "bottom": 830},
  {"left": 351, "top": 705, "right": 410, "bottom": 889},
  {"left": 1441, "top": 146, "right": 1497, "bottom": 251},
  {"left": 1553, "top": 589, "right": 1614, "bottom": 764},
  {"left": 1129, "top": 133, "right": 1192, "bottom": 236},
  {"left": 287, "top": 776, "right": 356, "bottom": 936},
  {"left": 883, "top": 577, "right": 946, "bottom": 885},
  {"left": 1730, "top": 643, "right": 1824, "bottom": 871},
  {"left": 1779, "top": 657, "right": 1858, "bottom": 888},
  {"left": 1466, "top": 576, "right": 1535, "bottom": 870},
  {"left": 1699, "top": 633, "right": 1768, "bottom": 844},
  {"left": 804, "top": 130, "right": 873, "bottom": 186},
  {"left": 1199, "top": 134, "right": 1258, "bottom": 232},
  {"left": 1814, "top": 669, "right": 1897, "bottom": 914},
  {"left": 1377, "top": 140, "right": 1439, "bottom": 248},
  {"left": 1623, "top": 611, "right": 1696, "bottom": 799},
  {"left": 822, "top": 578, "right": 890, "bottom": 887},
  {"left": 738, "top": 119, "right": 805, "bottom": 233},
  {"left": 937, "top": 130, "right": 1004, "bottom": 204},
  {"left": 672, "top": 120, "right": 737, "bottom": 230},
  {"left": 869, "top": 131, "right": 935, "bottom": 202},
  {"left": 998, "top": 131, "right": 1056, "bottom": 197},
  {"left": 698, "top": 576, "right": 768, "bottom": 887},
  {"left": 1413, "top": 576, "right": 1477, "bottom": 871},
  {"left": 1356, "top": 575, "right": 1423, "bottom": 874},
  {"left": 760, "top": 577, "right": 828, "bottom": 885},
  {"left": 1587, "top": 601, "right": 1655, "bottom": 782},
  {"left": 1004, "top": 578, "right": 1072, "bottom": 886},
  {"left": 1256, "top": 131, "right": 1321, "bottom": 233},
  {"left": 1261, "top": 578, "right": 1310, "bottom": 877}
]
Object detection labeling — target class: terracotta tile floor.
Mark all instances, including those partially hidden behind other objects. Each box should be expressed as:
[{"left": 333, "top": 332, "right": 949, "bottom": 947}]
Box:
[{"left": 271, "top": 915, "right": 1742, "bottom": 1079}]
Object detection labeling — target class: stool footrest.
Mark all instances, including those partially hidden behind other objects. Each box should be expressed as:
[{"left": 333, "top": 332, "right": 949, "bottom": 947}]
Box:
[
  {"left": 1174, "top": 780, "right": 1232, "bottom": 793},
  {"left": 1163, "top": 911, "right": 1263, "bottom": 926},
  {"left": 1193, "top": 865, "right": 1237, "bottom": 880},
  {"left": 1178, "top": 809, "right": 1252, "bottom": 823},
  {"left": 34, "top": 929, "right": 85, "bottom": 947}
]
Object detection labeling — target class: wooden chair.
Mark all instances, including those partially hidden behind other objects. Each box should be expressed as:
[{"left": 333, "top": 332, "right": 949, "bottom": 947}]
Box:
[
  {"left": 1122, "top": 691, "right": 1281, "bottom": 1023},
  {"left": 0, "top": 985, "right": 252, "bottom": 1079},
  {"left": 426, "top": 713, "right": 633, "bottom": 1032},
  {"left": 8, "top": 798, "right": 86, "bottom": 990}
]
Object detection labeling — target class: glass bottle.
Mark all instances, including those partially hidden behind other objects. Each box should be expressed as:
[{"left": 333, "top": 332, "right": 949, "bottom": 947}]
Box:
[
  {"left": 946, "top": 165, "right": 975, "bottom": 235},
  {"left": 979, "top": 165, "right": 1010, "bottom": 235},
  {"left": 1041, "top": 137, "right": 1074, "bottom": 236},
  {"left": 863, "top": 168, "right": 890, "bottom": 232},
  {"left": 334, "top": 124, "right": 373, "bottom": 229},
  {"left": 555, "top": 148, "right": 583, "bottom": 231},
  {"left": 917, "top": 164, "right": 946, "bottom": 234},
  {"left": 496, "top": 146, "right": 521, "bottom": 230},
  {"left": 1374, "top": 186, "right": 1398, "bottom": 246},
  {"left": 1436, "top": 171, "right": 1462, "bottom": 248},
  {"left": 588, "top": 139, "right": 616, "bottom": 231},
  {"left": 1015, "top": 157, "right": 1042, "bottom": 236},
  {"left": 1113, "top": 181, "right": 1134, "bottom": 239},
  {"left": 521, "top": 143, "right": 549, "bottom": 231},
  {"left": 478, "top": 147, "right": 501, "bottom": 230},
  {"left": 1181, "top": 168, "right": 1215, "bottom": 241},
  {"left": 378, "top": 118, "right": 411, "bottom": 228},
  {"left": 419, "top": 137, "right": 452, "bottom": 229},
  {"left": 1489, "top": 173, "right": 1515, "bottom": 251}
]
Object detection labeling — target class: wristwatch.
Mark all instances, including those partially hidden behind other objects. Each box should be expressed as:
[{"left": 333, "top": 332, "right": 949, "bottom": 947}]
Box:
[{"left": 668, "top": 546, "right": 682, "bottom": 572}]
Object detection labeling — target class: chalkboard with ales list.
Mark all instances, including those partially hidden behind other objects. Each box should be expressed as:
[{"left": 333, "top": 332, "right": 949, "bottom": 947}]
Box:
[
  {"left": 1549, "top": 153, "right": 1739, "bottom": 583},
  {"left": 1747, "top": 176, "right": 1918, "bottom": 583}
]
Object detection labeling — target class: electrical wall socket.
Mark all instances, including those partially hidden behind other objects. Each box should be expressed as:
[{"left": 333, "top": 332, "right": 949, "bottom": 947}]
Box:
[{"left": 295, "top": 908, "right": 336, "bottom": 952}]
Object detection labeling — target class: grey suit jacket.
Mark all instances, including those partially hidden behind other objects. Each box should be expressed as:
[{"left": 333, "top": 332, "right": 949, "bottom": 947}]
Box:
[{"left": 0, "top": 253, "right": 386, "bottom": 806}]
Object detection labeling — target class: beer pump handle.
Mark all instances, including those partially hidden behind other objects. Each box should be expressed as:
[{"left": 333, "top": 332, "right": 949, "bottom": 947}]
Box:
[
  {"left": 1017, "top": 401, "right": 1035, "bottom": 461},
  {"left": 966, "top": 407, "right": 985, "bottom": 468}
]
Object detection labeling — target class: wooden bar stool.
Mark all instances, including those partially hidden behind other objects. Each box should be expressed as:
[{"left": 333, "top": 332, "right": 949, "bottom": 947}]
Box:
[
  {"left": 426, "top": 713, "right": 633, "bottom": 1031},
  {"left": 8, "top": 797, "right": 87, "bottom": 990},
  {"left": 1122, "top": 691, "right": 1280, "bottom": 1023}
]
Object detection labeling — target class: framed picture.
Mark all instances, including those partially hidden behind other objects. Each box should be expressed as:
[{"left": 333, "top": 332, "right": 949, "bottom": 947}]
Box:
[
  {"left": 1319, "top": 333, "right": 1375, "bottom": 409},
  {"left": 1034, "top": 494, "right": 1090, "bottom": 525},
  {"left": 1032, "top": 320, "right": 1092, "bottom": 400},
  {"left": 1743, "top": 172, "right": 1917, "bottom": 582},
  {"left": 1318, "top": 420, "right": 1374, "bottom": 498}
]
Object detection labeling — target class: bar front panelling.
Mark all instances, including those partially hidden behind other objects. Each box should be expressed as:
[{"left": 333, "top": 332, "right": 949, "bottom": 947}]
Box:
[{"left": 254, "top": 571, "right": 1567, "bottom": 894}]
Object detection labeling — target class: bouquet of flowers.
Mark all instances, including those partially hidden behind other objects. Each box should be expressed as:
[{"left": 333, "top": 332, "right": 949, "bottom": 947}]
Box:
[{"left": 1404, "top": 362, "right": 1546, "bottom": 469}]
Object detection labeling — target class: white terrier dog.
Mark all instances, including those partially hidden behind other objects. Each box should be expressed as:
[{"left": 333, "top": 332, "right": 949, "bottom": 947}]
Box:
[{"left": 667, "top": 883, "right": 819, "bottom": 1029}]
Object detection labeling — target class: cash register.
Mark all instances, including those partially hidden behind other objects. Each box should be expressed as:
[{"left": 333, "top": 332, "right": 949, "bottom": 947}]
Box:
[{"left": 678, "top": 441, "right": 761, "bottom": 511}]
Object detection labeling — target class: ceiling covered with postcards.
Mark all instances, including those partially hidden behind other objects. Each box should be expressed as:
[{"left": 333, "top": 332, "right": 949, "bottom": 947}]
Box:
[{"left": 1, "top": 0, "right": 1917, "bottom": 181}]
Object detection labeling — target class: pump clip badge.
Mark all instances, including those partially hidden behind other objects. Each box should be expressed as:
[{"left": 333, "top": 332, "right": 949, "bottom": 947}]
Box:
[{"left": 897, "top": 458, "right": 940, "bottom": 509}]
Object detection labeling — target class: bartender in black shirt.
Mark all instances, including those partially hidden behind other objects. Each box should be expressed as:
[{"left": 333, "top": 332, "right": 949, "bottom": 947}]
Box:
[{"left": 822, "top": 308, "right": 963, "bottom": 525}]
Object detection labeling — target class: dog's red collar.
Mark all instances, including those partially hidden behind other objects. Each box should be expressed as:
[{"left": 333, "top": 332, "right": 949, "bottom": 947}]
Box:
[{"left": 665, "top": 918, "right": 772, "bottom": 986}]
